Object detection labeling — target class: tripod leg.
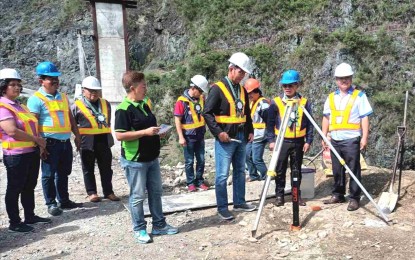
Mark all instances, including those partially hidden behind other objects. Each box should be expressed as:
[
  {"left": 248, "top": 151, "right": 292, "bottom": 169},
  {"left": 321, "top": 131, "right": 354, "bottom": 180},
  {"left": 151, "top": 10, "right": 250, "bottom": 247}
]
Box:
[{"left": 301, "top": 106, "right": 389, "bottom": 222}]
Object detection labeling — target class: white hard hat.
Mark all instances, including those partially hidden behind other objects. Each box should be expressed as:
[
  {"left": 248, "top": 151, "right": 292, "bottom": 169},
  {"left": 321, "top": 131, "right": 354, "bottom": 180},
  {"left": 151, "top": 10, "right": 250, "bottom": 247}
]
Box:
[
  {"left": 0, "top": 68, "right": 21, "bottom": 80},
  {"left": 191, "top": 75, "right": 209, "bottom": 93},
  {"left": 334, "top": 63, "right": 354, "bottom": 77},
  {"left": 228, "top": 52, "right": 251, "bottom": 74},
  {"left": 82, "top": 76, "right": 102, "bottom": 90}
]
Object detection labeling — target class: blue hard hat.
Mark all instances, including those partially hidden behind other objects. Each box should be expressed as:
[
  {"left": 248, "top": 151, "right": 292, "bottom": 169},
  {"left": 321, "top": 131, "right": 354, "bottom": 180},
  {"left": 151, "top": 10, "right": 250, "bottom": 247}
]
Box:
[
  {"left": 279, "top": 70, "right": 300, "bottom": 84},
  {"left": 36, "top": 61, "right": 61, "bottom": 77}
]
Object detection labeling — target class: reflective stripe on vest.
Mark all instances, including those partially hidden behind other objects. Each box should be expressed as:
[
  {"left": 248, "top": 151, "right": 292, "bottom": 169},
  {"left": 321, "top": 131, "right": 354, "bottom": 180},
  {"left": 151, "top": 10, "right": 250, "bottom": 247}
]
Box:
[
  {"left": 177, "top": 95, "right": 205, "bottom": 130},
  {"left": 329, "top": 89, "right": 361, "bottom": 131},
  {"left": 214, "top": 81, "right": 246, "bottom": 124},
  {"left": 250, "top": 97, "right": 266, "bottom": 129},
  {"left": 0, "top": 103, "right": 38, "bottom": 149},
  {"left": 75, "top": 98, "right": 111, "bottom": 135},
  {"left": 34, "top": 91, "right": 71, "bottom": 134},
  {"left": 274, "top": 97, "right": 307, "bottom": 138}
]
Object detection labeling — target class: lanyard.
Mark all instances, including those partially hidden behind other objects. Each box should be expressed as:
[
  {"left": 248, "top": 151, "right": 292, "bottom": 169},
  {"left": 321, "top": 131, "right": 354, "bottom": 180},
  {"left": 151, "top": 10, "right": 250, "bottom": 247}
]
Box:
[
  {"left": 82, "top": 97, "right": 102, "bottom": 115},
  {"left": 225, "top": 77, "right": 240, "bottom": 100}
]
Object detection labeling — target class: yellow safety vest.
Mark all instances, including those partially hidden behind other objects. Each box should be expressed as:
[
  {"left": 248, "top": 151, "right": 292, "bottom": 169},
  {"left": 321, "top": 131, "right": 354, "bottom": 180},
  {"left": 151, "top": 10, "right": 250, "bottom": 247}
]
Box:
[
  {"left": 329, "top": 89, "right": 361, "bottom": 131},
  {"left": 274, "top": 97, "right": 307, "bottom": 138},
  {"left": 177, "top": 95, "right": 205, "bottom": 130},
  {"left": 0, "top": 103, "right": 38, "bottom": 149},
  {"left": 214, "top": 81, "right": 246, "bottom": 124},
  {"left": 250, "top": 97, "right": 266, "bottom": 129},
  {"left": 74, "top": 98, "right": 111, "bottom": 135},
  {"left": 34, "top": 91, "right": 71, "bottom": 134}
]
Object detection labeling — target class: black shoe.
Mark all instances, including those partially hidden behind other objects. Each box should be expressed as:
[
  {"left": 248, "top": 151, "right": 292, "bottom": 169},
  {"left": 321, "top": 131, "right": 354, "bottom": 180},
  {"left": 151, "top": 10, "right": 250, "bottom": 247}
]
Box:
[
  {"left": 276, "top": 196, "right": 285, "bottom": 207},
  {"left": 233, "top": 203, "right": 257, "bottom": 212},
  {"left": 8, "top": 223, "right": 34, "bottom": 233},
  {"left": 218, "top": 210, "right": 234, "bottom": 220},
  {"left": 48, "top": 205, "right": 63, "bottom": 216},
  {"left": 347, "top": 199, "right": 360, "bottom": 211},
  {"left": 323, "top": 196, "right": 346, "bottom": 204},
  {"left": 58, "top": 200, "right": 83, "bottom": 209},
  {"left": 24, "top": 215, "right": 52, "bottom": 224}
]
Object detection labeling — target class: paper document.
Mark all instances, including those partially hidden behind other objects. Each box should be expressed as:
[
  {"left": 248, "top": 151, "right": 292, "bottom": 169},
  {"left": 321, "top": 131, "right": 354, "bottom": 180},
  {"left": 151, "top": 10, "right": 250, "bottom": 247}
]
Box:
[{"left": 158, "top": 124, "right": 173, "bottom": 135}]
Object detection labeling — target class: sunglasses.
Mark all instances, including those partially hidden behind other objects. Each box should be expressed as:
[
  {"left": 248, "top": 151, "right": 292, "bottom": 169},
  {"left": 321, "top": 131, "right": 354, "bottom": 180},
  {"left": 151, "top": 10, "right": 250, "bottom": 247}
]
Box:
[{"left": 282, "top": 84, "right": 297, "bottom": 88}]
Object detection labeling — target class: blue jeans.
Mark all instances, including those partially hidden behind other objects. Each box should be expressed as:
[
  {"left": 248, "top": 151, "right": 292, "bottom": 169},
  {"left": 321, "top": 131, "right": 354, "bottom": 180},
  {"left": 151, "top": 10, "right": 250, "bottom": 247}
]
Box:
[
  {"left": 4, "top": 151, "right": 40, "bottom": 225},
  {"left": 121, "top": 157, "right": 166, "bottom": 231},
  {"left": 41, "top": 139, "right": 73, "bottom": 206},
  {"left": 246, "top": 140, "right": 267, "bottom": 180},
  {"left": 214, "top": 131, "right": 247, "bottom": 212},
  {"left": 184, "top": 139, "right": 205, "bottom": 186}
]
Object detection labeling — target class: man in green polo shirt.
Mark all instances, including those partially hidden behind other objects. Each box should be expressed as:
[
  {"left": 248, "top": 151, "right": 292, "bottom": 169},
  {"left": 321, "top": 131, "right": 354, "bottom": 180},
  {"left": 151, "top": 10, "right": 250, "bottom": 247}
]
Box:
[{"left": 114, "top": 71, "right": 178, "bottom": 244}]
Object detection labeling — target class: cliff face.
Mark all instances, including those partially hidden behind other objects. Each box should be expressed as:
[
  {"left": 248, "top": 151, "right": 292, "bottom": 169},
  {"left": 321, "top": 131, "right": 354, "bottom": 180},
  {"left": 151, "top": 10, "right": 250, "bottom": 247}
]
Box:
[{"left": 1, "top": 0, "right": 414, "bottom": 168}]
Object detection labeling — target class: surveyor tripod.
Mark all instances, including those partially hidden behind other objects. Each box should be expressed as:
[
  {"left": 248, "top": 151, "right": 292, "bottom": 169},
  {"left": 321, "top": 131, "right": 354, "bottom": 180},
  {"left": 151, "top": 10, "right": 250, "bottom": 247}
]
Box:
[{"left": 251, "top": 99, "right": 389, "bottom": 238}]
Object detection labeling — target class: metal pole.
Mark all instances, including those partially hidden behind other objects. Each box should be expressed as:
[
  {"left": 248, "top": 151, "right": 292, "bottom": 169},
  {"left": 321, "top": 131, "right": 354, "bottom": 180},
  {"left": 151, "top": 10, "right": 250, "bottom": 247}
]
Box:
[
  {"left": 77, "top": 30, "right": 86, "bottom": 80},
  {"left": 251, "top": 100, "right": 297, "bottom": 237},
  {"left": 301, "top": 107, "right": 389, "bottom": 222}
]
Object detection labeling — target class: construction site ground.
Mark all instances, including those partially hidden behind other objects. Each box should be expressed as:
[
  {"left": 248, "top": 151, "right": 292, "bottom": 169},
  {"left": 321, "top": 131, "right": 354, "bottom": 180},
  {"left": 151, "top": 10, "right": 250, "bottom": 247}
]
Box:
[{"left": 0, "top": 158, "right": 414, "bottom": 259}]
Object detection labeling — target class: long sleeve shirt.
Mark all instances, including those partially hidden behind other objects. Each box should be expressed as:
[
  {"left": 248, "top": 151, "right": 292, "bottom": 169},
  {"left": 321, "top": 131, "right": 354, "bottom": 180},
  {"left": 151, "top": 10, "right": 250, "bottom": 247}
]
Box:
[
  {"left": 266, "top": 94, "right": 314, "bottom": 144},
  {"left": 203, "top": 77, "right": 253, "bottom": 141}
]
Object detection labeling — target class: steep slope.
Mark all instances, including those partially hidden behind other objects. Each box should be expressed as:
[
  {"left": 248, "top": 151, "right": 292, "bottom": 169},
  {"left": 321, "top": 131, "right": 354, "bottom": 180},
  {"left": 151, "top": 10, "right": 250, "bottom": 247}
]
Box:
[{"left": 0, "top": 0, "right": 414, "bottom": 167}]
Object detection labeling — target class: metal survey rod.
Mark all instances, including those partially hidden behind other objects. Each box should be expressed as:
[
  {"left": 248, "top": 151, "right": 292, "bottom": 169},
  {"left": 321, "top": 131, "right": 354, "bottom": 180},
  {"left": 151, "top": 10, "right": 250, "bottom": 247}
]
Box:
[
  {"left": 251, "top": 100, "right": 297, "bottom": 237},
  {"left": 301, "top": 106, "right": 389, "bottom": 222}
]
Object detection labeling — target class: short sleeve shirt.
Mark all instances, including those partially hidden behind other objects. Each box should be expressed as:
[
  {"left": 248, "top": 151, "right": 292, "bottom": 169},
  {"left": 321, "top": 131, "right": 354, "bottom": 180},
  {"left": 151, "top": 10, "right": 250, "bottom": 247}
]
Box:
[
  {"left": 323, "top": 87, "right": 373, "bottom": 141},
  {"left": 27, "top": 87, "right": 71, "bottom": 140},
  {"left": 115, "top": 97, "right": 160, "bottom": 162}
]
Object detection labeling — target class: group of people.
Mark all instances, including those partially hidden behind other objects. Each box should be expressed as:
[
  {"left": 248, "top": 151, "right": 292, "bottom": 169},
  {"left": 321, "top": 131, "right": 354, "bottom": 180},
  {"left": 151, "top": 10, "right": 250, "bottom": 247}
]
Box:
[
  {"left": 0, "top": 52, "right": 372, "bottom": 244},
  {"left": 0, "top": 62, "right": 120, "bottom": 234},
  {"left": 174, "top": 52, "right": 372, "bottom": 221}
]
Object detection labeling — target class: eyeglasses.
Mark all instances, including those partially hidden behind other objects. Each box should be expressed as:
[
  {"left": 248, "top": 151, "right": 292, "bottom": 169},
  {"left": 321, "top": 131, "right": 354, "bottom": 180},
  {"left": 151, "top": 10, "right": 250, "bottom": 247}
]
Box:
[
  {"left": 336, "top": 76, "right": 352, "bottom": 81},
  {"left": 44, "top": 77, "right": 59, "bottom": 82},
  {"left": 195, "top": 86, "right": 204, "bottom": 93},
  {"left": 282, "top": 84, "right": 297, "bottom": 88},
  {"left": 84, "top": 88, "right": 99, "bottom": 93},
  {"left": 8, "top": 83, "right": 23, "bottom": 89}
]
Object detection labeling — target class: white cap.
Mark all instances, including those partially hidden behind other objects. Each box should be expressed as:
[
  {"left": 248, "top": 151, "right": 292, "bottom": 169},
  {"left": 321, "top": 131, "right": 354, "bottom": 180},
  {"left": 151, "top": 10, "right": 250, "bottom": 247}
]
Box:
[
  {"left": 228, "top": 52, "right": 251, "bottom": 74},
  {"left": 190, "top": 75, "right": 209, "bottom": 93},
  {"left": 334, "top": 63, "right": 354, "bottom": 77},
  {"left": 0, "top": 68, "right": 21, "bottom": 80},
  {"left": 82, "top": 76, "right": 102, "bottom": 90}
]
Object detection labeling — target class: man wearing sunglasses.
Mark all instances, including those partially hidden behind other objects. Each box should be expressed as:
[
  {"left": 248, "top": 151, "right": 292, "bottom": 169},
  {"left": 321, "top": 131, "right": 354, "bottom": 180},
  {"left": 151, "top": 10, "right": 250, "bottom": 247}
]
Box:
[
  {"left": 174, "top": 75, "right": 210, "bottom": 192},
  {"left": 321, "top": 63, "right": 373, "bottom": 211},
  {"left": 266, "top": 70, "right": 314, "bottom": 207},
  {"left": 27, "top": 61, "right": 83, "bottom": 216}
]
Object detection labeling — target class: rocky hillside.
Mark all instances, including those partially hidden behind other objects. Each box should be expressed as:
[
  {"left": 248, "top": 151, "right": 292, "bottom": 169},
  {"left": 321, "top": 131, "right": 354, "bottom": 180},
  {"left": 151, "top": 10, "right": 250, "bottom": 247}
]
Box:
[{"left": 1, "top": 0, "right": 414, "bottom": 168}]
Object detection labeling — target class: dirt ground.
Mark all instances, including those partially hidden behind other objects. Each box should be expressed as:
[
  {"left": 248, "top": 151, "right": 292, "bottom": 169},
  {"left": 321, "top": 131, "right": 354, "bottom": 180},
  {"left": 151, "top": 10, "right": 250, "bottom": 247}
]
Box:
[{"left": 0, "top": 153, "right": 414, "bottom": 259}]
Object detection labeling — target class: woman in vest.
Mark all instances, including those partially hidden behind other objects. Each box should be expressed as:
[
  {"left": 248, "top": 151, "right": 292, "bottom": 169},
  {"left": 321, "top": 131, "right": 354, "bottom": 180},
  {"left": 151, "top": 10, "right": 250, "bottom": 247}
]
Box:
[{"left": 0, "top": 68, "right": 50, "bottom": 233}]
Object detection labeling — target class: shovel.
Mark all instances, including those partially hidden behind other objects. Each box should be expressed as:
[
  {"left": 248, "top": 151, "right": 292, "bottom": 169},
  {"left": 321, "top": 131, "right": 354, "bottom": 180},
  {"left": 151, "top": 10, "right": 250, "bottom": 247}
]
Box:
[{"left": 378, "top": 91, "right": 408, "bottom": 213}]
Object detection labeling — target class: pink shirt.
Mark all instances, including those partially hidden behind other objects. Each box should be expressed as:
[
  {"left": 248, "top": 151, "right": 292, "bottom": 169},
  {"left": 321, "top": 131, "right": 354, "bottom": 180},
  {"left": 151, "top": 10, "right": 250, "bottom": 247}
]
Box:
[{"left": 0, "top": 97, "right": 37, "bottom": 155}]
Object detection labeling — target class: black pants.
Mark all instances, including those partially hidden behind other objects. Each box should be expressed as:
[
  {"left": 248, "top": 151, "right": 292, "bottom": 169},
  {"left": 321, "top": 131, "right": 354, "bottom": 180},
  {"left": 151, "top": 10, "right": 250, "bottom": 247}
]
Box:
[
  {"left": 331, "top": 137, "right": 361, "bottom": 200},
  {"left": 275, "top": 140, "right": 304, "bottom": 197},
  {"left": 80, "top": 141, "right": 114, "bottom": 196},
  {"left": 4, "top": 151, "right": 40, "bottom": 225}
]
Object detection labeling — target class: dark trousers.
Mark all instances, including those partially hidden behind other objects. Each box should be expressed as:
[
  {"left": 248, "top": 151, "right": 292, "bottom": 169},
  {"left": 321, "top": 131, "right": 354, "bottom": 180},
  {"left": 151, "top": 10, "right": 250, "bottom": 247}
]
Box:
[
  {"left": 275, "top": 140, "right": 304, "bottom": 197},
  {"left": 183, "top": 139, "right": 205, "bottom": 186},
  {"left": 41, "top": 139, "right": 73, "bottom": 206},
  {"left": 80, "top": 141, "right": 114, "bottom": 196},
  {"left": 331, "top": 137, "right": 361, "bottom": 200},
  {"left": 4, "top": 151, "right": 40, "bottom": 225}
]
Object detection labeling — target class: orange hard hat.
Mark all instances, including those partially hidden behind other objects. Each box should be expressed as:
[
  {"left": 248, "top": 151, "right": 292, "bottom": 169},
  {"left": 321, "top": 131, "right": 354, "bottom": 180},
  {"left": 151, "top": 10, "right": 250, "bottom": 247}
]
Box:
[{"left": 244, "top": 78, "right": 261, "bottom": 93}]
